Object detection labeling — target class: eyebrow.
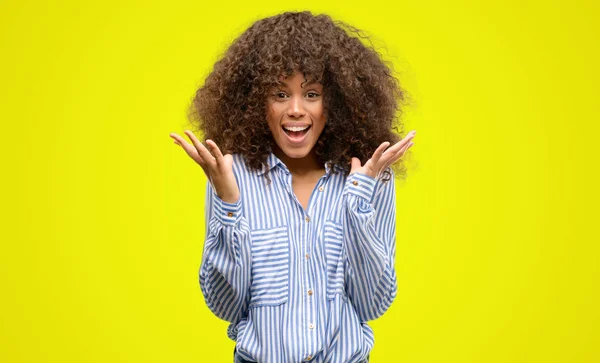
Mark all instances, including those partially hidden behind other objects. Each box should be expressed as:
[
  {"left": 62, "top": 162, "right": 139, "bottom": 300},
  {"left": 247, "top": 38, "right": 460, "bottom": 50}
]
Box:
[{"left": 277, "top": 80, "right": 323, "bottom": 87}]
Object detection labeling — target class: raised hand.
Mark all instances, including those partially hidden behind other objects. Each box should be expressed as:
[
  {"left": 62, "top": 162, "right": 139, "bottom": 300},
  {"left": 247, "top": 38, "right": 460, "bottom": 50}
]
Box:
[
  {"left": 350, "top": 130, "right": 416, "bottom": 178},
  {"left": 170, "top": 130, "right": 240, "bottom": 204}
]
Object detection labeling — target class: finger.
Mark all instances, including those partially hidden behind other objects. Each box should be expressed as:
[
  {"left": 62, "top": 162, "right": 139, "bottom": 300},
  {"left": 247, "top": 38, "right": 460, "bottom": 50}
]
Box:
[
  {"left": 350, "top": 157, "right": 362, "bottom": 173},
  {"left": 206, "top": 139, "right": 225, "bottom": 164},
  {"left": 172, "top": 135, "right": 183, "bottom": 147},
  {"left": 392, "top": 141, "right": 413, "bottom": 162},
  {"left": 171, "top": 133, "right": 213, "bottom": 174},
  {"left": 184, "top": 130, "right": 216, "bottom": 166},
  {"left": 385, "top": 132, "right": 416, "bottom": 155},
  {"left": 405, "top": 130, "right": 417, "bottom": 139},
  {"left": 170, "top": 132, "right": 190, "bottom": 147},
  {"left": 376, "top": 140, "right": 403, "bottom": 170},
  {"left": 381, "top": 141, "right": 414, "bottom": 171},
  {"left": 398, "top": 141, "right": 414, "bottom": 157},
  {"left": 171, "top": 133, "right": 202, "bottom": 160},
  {"left": 170, "top": 132, "right": 185, "bottom": 145},
  {"left": 371, "top": 141, "right": 390, "bottom": 165},
  {"left": 386, "top": 131, "right": 416, "bottom": 154},
  {"left": 170, "top": 133, "right": 214, "bottom": 180}
]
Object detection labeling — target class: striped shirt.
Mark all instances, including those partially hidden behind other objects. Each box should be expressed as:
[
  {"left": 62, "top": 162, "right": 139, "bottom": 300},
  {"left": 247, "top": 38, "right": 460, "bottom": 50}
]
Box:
[{"left": 199, "top": 152, "right": 398, "bottom": 363}]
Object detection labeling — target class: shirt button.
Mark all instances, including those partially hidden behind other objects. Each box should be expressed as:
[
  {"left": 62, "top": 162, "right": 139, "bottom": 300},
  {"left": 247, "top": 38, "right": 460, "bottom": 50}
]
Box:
[
  {"left": 308, "top": 323, "right": 314, "bottom": 329},
  {"left": 227, "top": 212, "right": 234, "bottom": 217},
  {"left": 318, "top": 186, "right": 324, "bottom": 192},
  {"left": 352, "top": 180, "right": 358, "bottom": 186},
  {"left": 305, "top": 216, "right": 310, "bottom": 223},
  {"left": 307, "top": 289, "right": 313, "bottom": 296},
  {"left": 305, "top": 253, "right": 310, "bottom": 260},
  {"left": 305, "top": 355, "right": 312, "bottom": 361}
]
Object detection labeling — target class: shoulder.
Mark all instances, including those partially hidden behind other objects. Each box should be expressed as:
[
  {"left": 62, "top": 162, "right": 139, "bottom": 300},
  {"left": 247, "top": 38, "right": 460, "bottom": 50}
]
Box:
[
  {"left": 231, "top": 153, "right": 245, "bottom": 168},
  {"left": 230, "top": 153, "right": 251, "bottom": 172},
  {"left": 229, "top": 153, "right": 267, "bottom": 180}
]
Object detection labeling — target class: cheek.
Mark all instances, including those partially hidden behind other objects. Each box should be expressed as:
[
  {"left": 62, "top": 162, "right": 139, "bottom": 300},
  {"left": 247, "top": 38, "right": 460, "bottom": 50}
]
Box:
[
  {"left": 265, "top": 106, "right": 275, "bottom": 123},
  {"left": 267, "top": 104, "right": 282, "bottom": 120},
  {"left": 266, "top": 109, "right": 281, "bottom": 135},
  {"left": 311, "top": 105, "right": 325, "bottom": 125},
  {"left": 311, "top": 101, "right": 324, "bottom": 117}
]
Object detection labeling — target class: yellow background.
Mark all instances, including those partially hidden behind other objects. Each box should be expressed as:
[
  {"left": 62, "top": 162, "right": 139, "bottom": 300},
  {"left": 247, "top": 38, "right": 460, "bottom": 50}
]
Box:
[{"left": 1, "top": 0, "right": 598, "bottom": 362}]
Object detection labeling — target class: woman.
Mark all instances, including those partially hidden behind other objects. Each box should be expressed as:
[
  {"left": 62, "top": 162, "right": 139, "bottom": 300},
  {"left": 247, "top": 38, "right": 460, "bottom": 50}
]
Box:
[{"left": 170, "top": 11, "right": 416, "bottom": 363}]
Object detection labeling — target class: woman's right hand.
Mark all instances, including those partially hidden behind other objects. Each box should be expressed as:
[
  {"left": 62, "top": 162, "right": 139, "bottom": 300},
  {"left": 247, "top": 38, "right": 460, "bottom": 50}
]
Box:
[{"left": 170, "top": 130, "right": 240, "bottom": 204}]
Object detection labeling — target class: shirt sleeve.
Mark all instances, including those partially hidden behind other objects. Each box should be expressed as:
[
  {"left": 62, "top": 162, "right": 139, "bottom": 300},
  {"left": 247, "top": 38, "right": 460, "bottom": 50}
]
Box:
[
  {"left": 199, "top": 182, "right": 252, "bottom": 329},
  {"left": 342, "top": 170, "right": 398, "bottom": 322}
]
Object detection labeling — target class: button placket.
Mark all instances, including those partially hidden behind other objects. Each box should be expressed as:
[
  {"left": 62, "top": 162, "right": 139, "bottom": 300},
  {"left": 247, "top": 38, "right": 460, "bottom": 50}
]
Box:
[{"left": 303, "top": 221, "right": 317, "bottom": 351}]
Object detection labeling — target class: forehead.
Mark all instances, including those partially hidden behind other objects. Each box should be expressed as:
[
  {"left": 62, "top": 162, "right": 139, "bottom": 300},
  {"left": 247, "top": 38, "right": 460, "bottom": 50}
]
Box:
[{"left": 276, "top": 73, "right": 323, "bottom": 87}]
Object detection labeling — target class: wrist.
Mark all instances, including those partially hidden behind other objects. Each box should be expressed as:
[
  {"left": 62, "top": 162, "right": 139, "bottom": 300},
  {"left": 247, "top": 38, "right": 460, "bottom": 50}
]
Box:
[
  {"left": 345, "top": 172, "right": 377, "bottom": 202},
  {"left": 211, "top": 190, "right": 242, "bottom": 226},
  {"left": 218, "top": 192, "right": 240, "bottom": 204}
]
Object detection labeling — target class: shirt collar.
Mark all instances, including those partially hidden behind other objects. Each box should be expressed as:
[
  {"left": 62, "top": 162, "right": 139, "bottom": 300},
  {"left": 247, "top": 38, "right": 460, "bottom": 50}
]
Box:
[
  {"left": 257, "top": 152, "right": 284, "bottom": 175},
  {"left": 257, "top": 152, "right": 345, "bottom": 176}
]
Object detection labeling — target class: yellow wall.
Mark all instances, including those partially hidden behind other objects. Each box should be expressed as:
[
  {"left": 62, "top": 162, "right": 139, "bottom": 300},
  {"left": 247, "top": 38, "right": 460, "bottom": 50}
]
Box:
[{"left": 1, "top": 0, "right": 598, "bottom": 362}]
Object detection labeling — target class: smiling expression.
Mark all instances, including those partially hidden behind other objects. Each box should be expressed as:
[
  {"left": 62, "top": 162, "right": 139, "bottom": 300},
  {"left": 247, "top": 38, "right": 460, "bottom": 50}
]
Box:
[{"left": 266, "top": 71, "right": 326, "bottom": 160}]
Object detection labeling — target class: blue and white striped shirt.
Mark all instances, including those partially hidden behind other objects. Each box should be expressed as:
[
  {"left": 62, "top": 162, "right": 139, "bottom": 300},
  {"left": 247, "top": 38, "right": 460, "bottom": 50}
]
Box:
[{"left": 199, "top": 152, "right": 398, "bottom": 363}]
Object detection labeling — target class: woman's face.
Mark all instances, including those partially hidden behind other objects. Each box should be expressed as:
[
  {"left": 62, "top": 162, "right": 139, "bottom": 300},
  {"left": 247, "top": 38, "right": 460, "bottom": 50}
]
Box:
[{"left": 266, "top": 71, "right": 326, "bottom": 160}]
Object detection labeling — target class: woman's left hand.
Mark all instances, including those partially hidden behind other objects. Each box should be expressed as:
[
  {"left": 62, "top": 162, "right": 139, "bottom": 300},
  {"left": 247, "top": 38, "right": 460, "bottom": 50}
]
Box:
[{"left": 350, "top": 130, "right": 417, "bottom": 178}]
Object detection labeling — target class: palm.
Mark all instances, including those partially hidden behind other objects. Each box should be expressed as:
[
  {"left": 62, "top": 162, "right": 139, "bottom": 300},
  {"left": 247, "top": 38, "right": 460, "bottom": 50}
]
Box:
[
  {"left": 169, "top": 130, "right": 240, "bottom": 203},
  {"left": 352, "top": 158, "right": 378, "bottom": 177},
  {"left": 350, "top": 131, "right": 416, "bottom": 178}
]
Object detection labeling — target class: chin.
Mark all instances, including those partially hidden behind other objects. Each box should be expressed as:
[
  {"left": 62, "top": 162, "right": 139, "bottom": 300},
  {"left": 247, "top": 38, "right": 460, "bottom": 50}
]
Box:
[
  {"left": 280, "top": 147, "right": 312, "bottom": 159},
  {"left": 274, "top": 142, "right": 315, "bottom": 160}
]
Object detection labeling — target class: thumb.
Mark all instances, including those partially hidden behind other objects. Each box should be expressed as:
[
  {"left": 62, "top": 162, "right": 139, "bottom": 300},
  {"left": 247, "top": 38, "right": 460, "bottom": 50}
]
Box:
[
  {"left": 350, "top": 157, "right": 362, "bottom": 173},
  {"left": 222, "top": 154, "right": 234, "bottom": 168}
]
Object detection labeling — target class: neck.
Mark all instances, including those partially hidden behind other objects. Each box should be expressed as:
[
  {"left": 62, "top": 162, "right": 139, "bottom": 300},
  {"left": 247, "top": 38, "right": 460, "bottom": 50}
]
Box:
[{"left": 273, "top": 147, "right": 324, "bottom": 177}]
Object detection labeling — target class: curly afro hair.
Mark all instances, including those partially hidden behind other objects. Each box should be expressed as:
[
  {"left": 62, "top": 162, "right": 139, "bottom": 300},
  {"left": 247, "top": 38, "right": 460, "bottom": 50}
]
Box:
[{"left": 188, "top": 11, "right": 411, "bottom": 181}]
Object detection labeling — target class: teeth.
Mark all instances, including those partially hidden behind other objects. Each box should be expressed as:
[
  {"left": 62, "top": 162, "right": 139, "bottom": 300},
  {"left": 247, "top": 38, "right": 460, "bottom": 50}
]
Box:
[{"left": 283, "top": 125, "right": 309, "bottom": 132}]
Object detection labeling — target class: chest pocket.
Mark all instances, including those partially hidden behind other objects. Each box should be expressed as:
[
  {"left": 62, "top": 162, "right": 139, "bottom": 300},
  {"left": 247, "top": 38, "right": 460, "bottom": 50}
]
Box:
[
  {"left": 249, "top": 225, "right": 290, "bottom": 307},
  {"left": 324, "top": 220, "right": 346, "bottom": 300}
]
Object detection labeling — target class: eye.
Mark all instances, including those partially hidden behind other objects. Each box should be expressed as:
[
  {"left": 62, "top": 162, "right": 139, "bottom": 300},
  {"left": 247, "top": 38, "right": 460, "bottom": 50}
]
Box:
[
  {"left": 273, "top": 91, "right": 288, "bottom": 99},
  {"left": 306, "top": 91, "right": 320, "bottom": 99}
]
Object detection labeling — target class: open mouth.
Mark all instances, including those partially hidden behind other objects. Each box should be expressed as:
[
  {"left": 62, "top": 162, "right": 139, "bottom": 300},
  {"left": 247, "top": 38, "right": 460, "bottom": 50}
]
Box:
[{"left": 282, "top": 124, "right": 311, "bottom": 139}]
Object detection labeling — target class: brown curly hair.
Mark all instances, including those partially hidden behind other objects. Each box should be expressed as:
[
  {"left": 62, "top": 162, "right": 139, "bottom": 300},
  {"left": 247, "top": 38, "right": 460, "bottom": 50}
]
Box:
[{"left": 188, "top": 11, "right": 411, "bottom": 181}]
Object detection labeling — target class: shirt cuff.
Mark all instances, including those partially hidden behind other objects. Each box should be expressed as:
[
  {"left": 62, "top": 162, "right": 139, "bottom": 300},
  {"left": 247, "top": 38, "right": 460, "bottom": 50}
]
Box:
[
  {"left": 345, "top": 172, "right": 377, "bottom": 202},
  {"left": 212, "top": 189, "right": 242, "bottom": 226}
]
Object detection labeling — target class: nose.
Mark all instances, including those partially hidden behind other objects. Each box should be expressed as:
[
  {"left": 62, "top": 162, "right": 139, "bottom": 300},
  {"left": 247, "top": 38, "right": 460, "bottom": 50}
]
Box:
[{"left": 287, "top": 95, "right": 306, "bottom": 118}]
